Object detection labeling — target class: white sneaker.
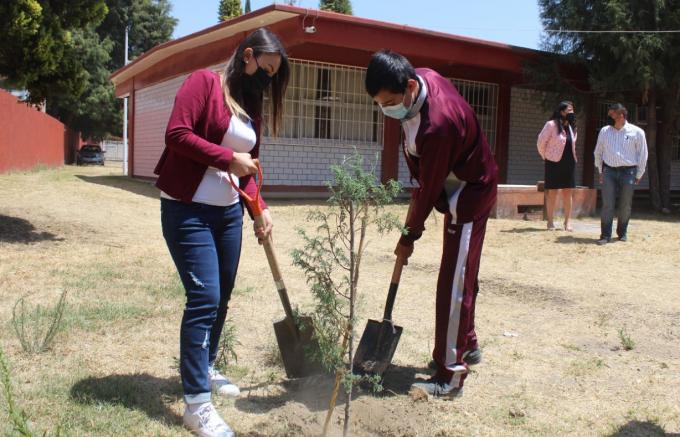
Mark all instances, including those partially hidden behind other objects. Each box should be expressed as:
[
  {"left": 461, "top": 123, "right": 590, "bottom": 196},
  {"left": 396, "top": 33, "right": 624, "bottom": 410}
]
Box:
[
  {"left": 183, "top": 403, "right": 235, "bottom": 437},
  {"left": 208, "top": 366, "right": 241, "bottom": 398}
]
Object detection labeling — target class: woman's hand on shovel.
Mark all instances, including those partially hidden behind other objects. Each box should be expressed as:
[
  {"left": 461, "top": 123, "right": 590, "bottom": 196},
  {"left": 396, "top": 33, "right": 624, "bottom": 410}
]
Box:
[
  {"left": 255, "top": 208, "right": 273, "bottom": 244},
  {"left": 229, "top": 152, "right": 258, "bottom": 177}
]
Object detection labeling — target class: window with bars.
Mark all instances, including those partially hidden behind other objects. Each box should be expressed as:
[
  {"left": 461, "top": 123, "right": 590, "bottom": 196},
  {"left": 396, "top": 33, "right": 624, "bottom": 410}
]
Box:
[
  {"left": 263, "top": 59, "right": 384, "bottom": 146},
  {"left": 672, "top": 136, "right": 680, "bottom": 161},
  {"left": 449, "top": 78, "right": 499, "bottom": 152}
]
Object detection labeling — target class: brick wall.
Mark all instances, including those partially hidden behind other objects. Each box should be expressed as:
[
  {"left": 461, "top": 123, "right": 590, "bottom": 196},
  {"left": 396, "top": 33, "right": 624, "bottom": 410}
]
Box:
[
  {"left": 132, "top": 72, "right": 382, "bottom": 185},
  {"left": 259, "top": 141, "right": 381, "bottom": 186},
  {"left": 507, "top": 88, "right": 586, "bottom": 186}
]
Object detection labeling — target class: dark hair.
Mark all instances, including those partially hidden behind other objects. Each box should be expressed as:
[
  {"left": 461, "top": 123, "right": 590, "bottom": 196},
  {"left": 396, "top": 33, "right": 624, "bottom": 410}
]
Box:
[
  {"left": 223, "top": 28, "right": 290, "bottom": 136},
  {"left": 365, "top": 50, "right": 417, "bottom": 97},
  {"left": 550, "top": 100, "right": 575, "bottom": 134},
  {"left": 609, "top": 103, "right": 628, "bottom": 118}
]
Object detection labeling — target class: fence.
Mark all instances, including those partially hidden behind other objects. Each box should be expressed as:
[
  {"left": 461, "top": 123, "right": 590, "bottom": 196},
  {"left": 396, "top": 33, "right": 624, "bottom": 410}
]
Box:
[{"left": 101, "top": 140, "right": 124, "bottom": 161}]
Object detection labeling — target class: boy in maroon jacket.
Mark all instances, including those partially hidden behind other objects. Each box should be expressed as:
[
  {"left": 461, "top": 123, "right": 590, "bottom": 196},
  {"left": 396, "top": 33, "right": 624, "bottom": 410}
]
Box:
[{"left": 366, "top": 50, "right": 498, "bottom": 399}]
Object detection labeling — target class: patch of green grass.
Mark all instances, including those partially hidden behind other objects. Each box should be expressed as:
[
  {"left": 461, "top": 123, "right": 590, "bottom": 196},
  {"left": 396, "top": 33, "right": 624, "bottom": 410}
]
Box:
[
  {"left": 23, "top": 370, "right": 183, "bottom": 436},
  {"left": 618, "top": 327, "right": 636, "bottom": 351},
  {"left": 12, "top": 291, "right": 68, "bottom": 354},
  {"left": 214, "top": 320, "right": 240, "bottom": 371},
  {"left": 61, "top": 266, "right": 126, "bottom": 291},
  {"left": 560, "top": 343, "right": 583, "bottom": 352},
  {"left": 567, "top": 357, "right": 607, "bottom": 377},
  {"left": 221, "top": 364, "right": 250, "bottom": 381},
  {"left": 144, "top": 277, "right": 185, "bottom": 298},
  {"left": 232, "top": 285, "right": 256, "bottom": 296},
  {"left": 61, "top": 302, "right": 149, "bottom": 331}
]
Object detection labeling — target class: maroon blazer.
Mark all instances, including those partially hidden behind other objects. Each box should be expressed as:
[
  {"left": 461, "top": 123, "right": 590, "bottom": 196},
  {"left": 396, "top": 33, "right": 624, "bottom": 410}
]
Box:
[
  {"left": 401, "top": 68, "right": 498, "bottom": 245},
  {"left": 154, "top": 69, "right": 267, "bottom": 216}
]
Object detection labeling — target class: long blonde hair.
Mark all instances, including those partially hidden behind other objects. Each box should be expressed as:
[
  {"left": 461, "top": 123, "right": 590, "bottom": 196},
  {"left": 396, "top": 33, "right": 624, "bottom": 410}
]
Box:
[{"left": 221, "top": 28, "right": 290, "bottom": 135}]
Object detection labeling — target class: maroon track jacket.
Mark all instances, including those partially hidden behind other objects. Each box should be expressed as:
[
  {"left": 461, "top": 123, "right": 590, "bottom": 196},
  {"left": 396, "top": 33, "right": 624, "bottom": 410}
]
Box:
[
  {"left": 154, "top": 69, "right": 267, "bottom": 217},
  {"left": 400, "top": 68, "right": 498, "bottom": 246}
]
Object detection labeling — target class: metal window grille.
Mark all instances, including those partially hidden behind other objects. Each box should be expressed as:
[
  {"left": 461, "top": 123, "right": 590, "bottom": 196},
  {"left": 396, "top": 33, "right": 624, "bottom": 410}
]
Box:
[
  {"left": 449, "top": 78, "right": 499, "bottom": 152},
  {"left": 672, "top": 136, "right": 680, "bottom": 161},
  {"left": 263, "top": 59, "right": 384, "bottom": 146}
]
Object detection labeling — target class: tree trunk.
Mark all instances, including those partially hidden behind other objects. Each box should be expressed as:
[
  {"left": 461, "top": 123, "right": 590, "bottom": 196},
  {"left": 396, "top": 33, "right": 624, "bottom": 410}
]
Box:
[
  {"left": 344, "top": 202, "right": 356, "bottom": 437},
  {"left": 645, "top": 89, "right": 661, "bottom": 210},
  {"left": 657, "top": 85, "right": 679, "bottom": 212}
]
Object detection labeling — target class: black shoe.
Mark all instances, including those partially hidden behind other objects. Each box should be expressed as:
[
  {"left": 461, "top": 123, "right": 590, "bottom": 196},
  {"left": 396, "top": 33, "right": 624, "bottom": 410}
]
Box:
[
  {"left": 618, "top": 235, "right": 627, "bottom": 242},
  {"left": 410, "top": 378, "right": 463, "bottom": 400},
  {"left": 428, "top": 348, "right": 482, "bottom": 370},
  {"left": 596, "top": 238, "right": 610, "bottom": 246}
]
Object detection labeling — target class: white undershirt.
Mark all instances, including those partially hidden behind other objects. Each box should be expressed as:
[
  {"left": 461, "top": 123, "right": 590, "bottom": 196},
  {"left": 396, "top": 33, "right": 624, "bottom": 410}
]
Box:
[{"left": 161, "top": 116, "right": 256, "bottom": 206}]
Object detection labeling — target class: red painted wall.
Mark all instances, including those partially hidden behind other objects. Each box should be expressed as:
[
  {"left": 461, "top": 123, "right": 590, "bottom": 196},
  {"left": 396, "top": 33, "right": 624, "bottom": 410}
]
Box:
[{"left": 0, "top": 89, "right": 79, "bottom": 173}]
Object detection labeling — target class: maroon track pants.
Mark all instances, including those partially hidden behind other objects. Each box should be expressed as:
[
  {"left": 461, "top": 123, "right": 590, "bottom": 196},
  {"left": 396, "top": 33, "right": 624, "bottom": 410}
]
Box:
[{"left": 431, "top": 211, "right": 489, "bottom": 388}]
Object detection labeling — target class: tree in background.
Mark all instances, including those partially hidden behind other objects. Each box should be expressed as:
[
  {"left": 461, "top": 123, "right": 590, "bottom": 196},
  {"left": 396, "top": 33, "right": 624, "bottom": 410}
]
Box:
[
  {"left": 219, "top": 0, "right": 242, "bottom": 21},
  {"left": 319, "top": 0, "right": 352, "bottom": 15},
  {"left": 538, "top": 0, "right": 680, "bottom": 212},
  {"left": 0, "top": 0, "right": 176, "bottom": 140},
  {"left": 244, "top": 0, "right": 251, "bottom": 13},
  {"left": 99, "top": 0, "right": 177, "bottom": 71},
  {"left": 0, "top": 0, "right": 109, "bottom": 106}
]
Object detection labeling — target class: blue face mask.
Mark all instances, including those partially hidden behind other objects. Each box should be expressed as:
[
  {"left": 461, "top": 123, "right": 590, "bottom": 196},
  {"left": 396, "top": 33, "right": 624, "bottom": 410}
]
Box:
[{"left": 380, "top": 94, "right": 411, "bottom": 120}]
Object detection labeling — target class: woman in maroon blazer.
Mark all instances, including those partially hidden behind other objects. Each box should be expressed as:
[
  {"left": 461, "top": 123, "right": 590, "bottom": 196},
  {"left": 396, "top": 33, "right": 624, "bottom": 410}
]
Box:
[{"left": 155, "top": 28, "right": 289, "bottom": 437}]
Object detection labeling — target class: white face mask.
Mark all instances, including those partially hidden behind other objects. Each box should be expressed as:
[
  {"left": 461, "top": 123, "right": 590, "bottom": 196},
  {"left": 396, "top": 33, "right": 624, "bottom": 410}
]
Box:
[{"left": 380, "top": 97, "right": 410, "bottom": 120}]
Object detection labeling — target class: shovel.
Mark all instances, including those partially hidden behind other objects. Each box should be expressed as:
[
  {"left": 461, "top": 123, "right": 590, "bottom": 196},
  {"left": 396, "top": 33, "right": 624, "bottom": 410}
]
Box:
[
  {"left": 352, "top": 255, "right": 406, "bottom": 377},
  {"left": 230, "top": 162, "right": 321, "bottom": 378}
]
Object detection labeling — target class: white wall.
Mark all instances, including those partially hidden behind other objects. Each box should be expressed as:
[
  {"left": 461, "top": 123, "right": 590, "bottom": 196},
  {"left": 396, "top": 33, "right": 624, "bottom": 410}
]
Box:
[{"left": 133, "top": 74, "right": 187, "bottom": 178}]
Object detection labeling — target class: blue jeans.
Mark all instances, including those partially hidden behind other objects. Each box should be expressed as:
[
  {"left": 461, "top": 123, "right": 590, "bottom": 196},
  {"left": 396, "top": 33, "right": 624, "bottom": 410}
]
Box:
[
  {"left": 601, "top": 165, "right": 636, "bottom": 240},
  {"left": 161, "top": 198, "right": 243, "bottom": 404}
]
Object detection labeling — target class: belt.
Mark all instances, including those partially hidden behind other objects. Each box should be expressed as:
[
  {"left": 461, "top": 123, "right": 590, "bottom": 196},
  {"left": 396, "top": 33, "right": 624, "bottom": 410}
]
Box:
[{"left": 604, "top": 163, "right": 636, "bottom": 170}]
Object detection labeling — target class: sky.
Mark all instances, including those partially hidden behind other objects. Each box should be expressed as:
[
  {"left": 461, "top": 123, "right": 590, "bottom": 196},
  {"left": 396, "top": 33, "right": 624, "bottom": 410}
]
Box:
[{"left": 170, "top": 0, "right": 544, "bottom": 50}]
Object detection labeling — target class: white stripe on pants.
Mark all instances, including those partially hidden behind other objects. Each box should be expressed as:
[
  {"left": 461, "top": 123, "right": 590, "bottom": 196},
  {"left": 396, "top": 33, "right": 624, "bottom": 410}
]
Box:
[{"left": 445, "top": 221, "right": 473, "bottom": 387}]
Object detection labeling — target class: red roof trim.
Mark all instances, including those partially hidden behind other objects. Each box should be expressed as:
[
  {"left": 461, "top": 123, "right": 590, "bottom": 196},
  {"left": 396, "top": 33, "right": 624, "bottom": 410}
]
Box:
[{"left": 111, "top": 4, "right": 544, "bottom": 83}]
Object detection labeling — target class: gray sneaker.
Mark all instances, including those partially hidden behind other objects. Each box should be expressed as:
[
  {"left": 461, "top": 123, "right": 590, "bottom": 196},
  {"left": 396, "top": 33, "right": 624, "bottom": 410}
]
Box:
[
  {"left": 410, "top": 378, "right": 463, "bottom": 400},
  {"left": 428, "top": 348, "right": 482, "bottom": 370},
  {"left": 183, "top": 403, "right": 235, "bottom": 437},
  {"left": 597, "top": 237, "right": 610, "bottom": 245}
]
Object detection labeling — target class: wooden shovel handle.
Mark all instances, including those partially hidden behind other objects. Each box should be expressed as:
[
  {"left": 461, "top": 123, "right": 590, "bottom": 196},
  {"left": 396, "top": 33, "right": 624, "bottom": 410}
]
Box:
[
  {"left": 257, "top": 221, "right": 296, "bottom": 322},
  {"left": 230, "top": 162, "right": 296, "bottom": 323},
  {"left": 383, "top": 255, "right": 406, "bottom": 321}
]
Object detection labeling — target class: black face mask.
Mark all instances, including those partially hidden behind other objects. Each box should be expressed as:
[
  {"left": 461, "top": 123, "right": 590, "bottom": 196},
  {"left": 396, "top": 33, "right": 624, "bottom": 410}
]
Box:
[
  {"left": 566, "top": 113, "right": 576, "bottom": 124},
  {"left": 607, "top": 116, "right": 616, "bottom": 126},
  {"left": 244, "top": 58, "right": 273, "bottom": 93}
]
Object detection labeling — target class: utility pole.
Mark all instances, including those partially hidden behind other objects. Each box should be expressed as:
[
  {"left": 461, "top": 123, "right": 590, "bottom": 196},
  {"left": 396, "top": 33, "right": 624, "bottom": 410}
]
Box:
[{"left": 123, "top": 25, "right": 130, "bottom": 176}]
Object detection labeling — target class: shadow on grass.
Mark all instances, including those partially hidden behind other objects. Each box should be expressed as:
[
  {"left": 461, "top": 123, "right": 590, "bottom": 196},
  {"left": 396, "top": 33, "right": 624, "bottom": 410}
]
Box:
[
  {"left": 608, "top": 420, "right": 680, "bottom": 436},
  {"left": 70, "top": 373, "right": 182, "bottom": 425},
  {"left": 0, "top": 214, "right": 63, "bottom": 244},
  {"left": 76, "top": 175, "right": 159, "bottom": 199},
  {"left": 234, "top": 364, "right": 427, "bottom": 414},
  {"left": 499, "top": 227, "right": 546, "bottom": 234},
  {"left": 554, "top": 235, "right": 599, "bottom": 244}
]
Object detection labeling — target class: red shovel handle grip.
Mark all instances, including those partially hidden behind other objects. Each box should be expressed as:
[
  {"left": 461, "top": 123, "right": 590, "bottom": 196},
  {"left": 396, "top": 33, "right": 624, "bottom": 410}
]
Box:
[{"left": 229, "top": 159, "right": 264, "bottom": 217}]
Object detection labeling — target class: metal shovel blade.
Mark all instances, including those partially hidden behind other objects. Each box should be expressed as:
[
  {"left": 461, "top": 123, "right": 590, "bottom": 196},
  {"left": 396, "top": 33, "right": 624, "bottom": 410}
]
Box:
[
  {"left": 273, "top": 315, "right": 323, "bottom": 378},
  {"left": 353, "top": 318, "right": 403, "bottom": 377}
]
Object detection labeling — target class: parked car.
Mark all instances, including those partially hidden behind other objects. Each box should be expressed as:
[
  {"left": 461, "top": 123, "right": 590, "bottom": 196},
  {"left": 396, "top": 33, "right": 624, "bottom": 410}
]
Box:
[{"left": 76, "top": 145, "right": 105, "bottom": 166}]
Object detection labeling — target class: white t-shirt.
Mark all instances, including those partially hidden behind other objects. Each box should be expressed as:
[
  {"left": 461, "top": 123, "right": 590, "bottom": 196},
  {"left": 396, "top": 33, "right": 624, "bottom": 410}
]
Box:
[{"left": 161, "top": 116, "right": 257, "bottom": 206}]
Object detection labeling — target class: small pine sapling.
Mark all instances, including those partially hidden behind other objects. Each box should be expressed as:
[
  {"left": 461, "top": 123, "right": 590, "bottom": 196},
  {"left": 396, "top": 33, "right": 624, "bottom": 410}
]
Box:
[{"left": 292, "top": 152, "right": 404, "bottom": 436}]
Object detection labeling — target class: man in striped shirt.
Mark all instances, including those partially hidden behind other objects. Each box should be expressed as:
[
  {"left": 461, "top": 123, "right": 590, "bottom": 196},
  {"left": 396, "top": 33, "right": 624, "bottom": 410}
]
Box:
[{"left": 594, "top": 103, "right": 648, "bottom": 245}]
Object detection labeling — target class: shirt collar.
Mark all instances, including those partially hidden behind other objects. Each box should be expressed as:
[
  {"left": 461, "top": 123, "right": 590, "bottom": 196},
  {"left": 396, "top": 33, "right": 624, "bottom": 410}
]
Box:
[{"left": 402, "top": 75, "right": 428, "bottom": 121}]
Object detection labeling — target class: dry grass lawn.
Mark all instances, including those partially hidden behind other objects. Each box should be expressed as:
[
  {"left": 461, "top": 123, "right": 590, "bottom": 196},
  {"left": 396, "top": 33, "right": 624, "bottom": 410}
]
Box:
[{"left": 0, "top": 165, "right": 679, "bottom": 437}]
